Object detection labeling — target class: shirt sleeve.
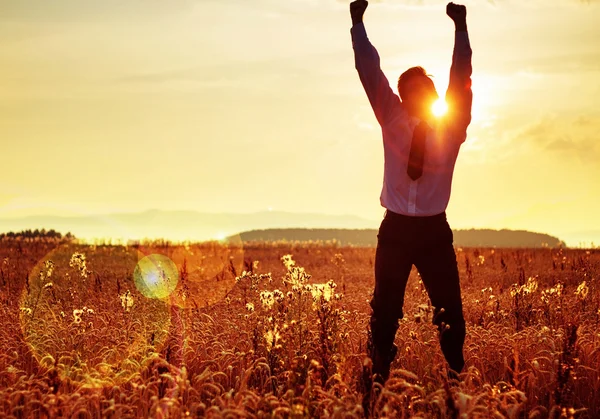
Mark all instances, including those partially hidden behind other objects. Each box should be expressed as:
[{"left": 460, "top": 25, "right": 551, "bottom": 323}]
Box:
[
  {"left": 351, "top": 22, "right": 401, "bottom": 127},
  {"left": 445, "top": 30, "right": 472, "bottom": 143}
]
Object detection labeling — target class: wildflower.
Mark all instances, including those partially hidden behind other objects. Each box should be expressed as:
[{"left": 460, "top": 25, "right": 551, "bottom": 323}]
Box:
[
  {"left": 39, "top": 260, "right": 55, "bottom": 283},
  {"left": 510, "top": 277, "right": 538, "bottom": 297},
  {"left": 43, "top": 282, "right": 54, "bottom": 289},
  {"left": 292, "top": 404, "right": 305, "bottom": 415},
  {"left": 286, "top": 266, "right": 311, "bottom": 286},
  {"left": 281, "top": 254, "right": 296, "bottom": 270},
  {"left": 542, "top": 283, "right": 564, "bottom": 303},
  {"left": 69, "top": 252, "right": 89, "bottom": 279},
  {"left": 311, "top": 283, "right": 333, "bottom": 302},
  {"left": 120, "top": 290, "right": 134, "bottom": 312},
  {"left": 20, "top": 307, "right": 32, "bottom": 316},
  {"left": 554, "top": 283, "right": 564, "bottom": 296},
  {"left": 273, "top": 289, "right": 285, "bottom": 303},
  {"left": 235, "top": 271, "right": 252, "bottom": 283},
  {"left": 73, "top": 309, "right": 83, "bottom": 323},
  {"left": 264, "top": 328, "right": 281, "bottom": 349},
  {"left": 252, "top": 260, "right": 260, "bottom": 271},
  {"left": 44, "top": 260, "right": 55, "bottom": 278},
  {"left": 260, "top": 291, "right": 274, "bottom": 310},
  {"left": 331, "top": 253, "right": 345, "bottom": 266},
  {"left": 575, "top": 281, "right": 589, "bottom": 300},
  {"left": 245, "top": 302, "right": 254, "bottom": 313}
]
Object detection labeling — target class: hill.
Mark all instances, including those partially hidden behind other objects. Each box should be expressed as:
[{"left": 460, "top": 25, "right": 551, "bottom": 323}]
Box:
[{"left": 235, "top": 228, "right": 565, "bottom": 248}]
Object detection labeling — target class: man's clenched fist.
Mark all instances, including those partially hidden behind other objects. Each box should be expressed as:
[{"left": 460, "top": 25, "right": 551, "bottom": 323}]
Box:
[
  {"left": 350, "top": 0, "right": 368, "bottom": 26},
  {"left": 446, "top": 2, "right": 466, "bottom": 21},
  {"left": 446, "top": 2, "right": 467, "bottom": 30}
]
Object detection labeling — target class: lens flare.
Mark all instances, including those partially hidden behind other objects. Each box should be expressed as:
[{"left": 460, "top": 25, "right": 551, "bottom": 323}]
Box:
[
  {"left": 167, "top": 234, "right": 245, "bottom": 309},
  {"left": 134, "top": 254, "right": 179, "bottom": 299},
  {"left": 19, "top": 243, "right": 170, "bottom": 389},
  {"left": 432, "top": 98, "right": 448, "bottom": 117}
]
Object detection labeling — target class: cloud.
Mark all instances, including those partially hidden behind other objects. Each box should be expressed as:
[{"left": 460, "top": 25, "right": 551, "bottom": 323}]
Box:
[{"left": 516, "top": 114, "right": 600, "bottom": 162}]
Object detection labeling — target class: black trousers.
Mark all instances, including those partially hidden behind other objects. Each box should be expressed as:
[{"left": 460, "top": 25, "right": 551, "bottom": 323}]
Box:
[{"left": 370, "top": 209, "right": 466, "bottom": 373}]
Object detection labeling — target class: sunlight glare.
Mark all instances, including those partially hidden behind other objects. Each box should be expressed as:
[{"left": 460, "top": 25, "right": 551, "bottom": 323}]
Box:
[{"left": 432, "top": 99, "right": 448, "bottom": 117}]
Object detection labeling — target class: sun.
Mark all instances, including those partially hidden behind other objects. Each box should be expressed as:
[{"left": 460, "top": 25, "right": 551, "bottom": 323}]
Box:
[{"left": 432, "top": 98, "right": 448, "bottom": 117}]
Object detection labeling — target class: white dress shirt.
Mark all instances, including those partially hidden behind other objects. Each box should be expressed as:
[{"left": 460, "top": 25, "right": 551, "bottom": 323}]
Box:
[{"left": 351, "top": 22, "right": 472, "bottom": 217}]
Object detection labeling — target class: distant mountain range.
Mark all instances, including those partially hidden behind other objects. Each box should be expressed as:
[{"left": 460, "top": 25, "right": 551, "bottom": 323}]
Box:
[
  {"left": 0, "top": 209, "right": 375, "bottom": 243},
  {"left": 236, "top": 228, "right": 565, "bottom": 248},
  {"left": 0, "top": 209, "right": 569, "bottom": 247}
]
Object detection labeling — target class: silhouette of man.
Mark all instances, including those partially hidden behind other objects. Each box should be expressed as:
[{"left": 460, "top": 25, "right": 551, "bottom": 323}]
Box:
[{"left": 350, "top": 0, "right": 472, "bottom": 384}]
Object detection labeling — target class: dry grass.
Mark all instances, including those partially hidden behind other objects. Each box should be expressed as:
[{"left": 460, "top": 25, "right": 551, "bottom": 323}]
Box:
[{"left": 0, "top": 237, "right": 598, "bottom": 418}]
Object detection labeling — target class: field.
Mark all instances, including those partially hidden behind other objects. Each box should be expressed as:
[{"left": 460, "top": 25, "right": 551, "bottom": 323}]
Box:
[{"left": 0, "top": 238, "right": 599, "bottom": 418}]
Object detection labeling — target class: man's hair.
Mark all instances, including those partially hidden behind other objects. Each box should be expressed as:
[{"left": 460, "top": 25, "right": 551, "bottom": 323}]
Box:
[{"left": 397, "top": 66, "right": 435, "bottom": 101}]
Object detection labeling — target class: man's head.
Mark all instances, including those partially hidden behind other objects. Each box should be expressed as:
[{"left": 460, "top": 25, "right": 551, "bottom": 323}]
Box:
[{"left": 398, "top": 67, "right": 439, "bottom": 118}]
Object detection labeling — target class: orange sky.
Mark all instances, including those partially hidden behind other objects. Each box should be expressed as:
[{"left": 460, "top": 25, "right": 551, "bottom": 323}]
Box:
[{"left": 1, "top": 0, "right": 599, "bottom": 246}]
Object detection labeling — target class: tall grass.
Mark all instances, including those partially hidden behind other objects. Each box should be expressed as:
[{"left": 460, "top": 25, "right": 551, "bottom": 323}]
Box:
[{"left": 0, "top": 238, "right": 598, "bottom": 417}]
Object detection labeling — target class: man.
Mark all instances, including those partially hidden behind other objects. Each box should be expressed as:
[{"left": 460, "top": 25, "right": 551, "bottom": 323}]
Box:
[{"left": 350, "top": 0, "right": 472, "bottom": 384}]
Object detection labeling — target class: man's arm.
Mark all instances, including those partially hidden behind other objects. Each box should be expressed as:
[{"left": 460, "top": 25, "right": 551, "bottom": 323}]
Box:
[
  {"left": 445, "top": 2, "right": 472, "bottom": 143},
  {"left": 350, "top": 0, "right": 400, "bottom": 127}
]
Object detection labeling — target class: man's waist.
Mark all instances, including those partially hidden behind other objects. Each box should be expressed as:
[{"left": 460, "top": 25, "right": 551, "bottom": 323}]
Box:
[{"left": 385, "top": 209, "right": 447, "bottom": 223}]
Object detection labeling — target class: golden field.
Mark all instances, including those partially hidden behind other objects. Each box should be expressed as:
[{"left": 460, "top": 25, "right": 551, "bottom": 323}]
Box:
[{"left": 0, "top": 237, "right": 598, "bottom": 418}]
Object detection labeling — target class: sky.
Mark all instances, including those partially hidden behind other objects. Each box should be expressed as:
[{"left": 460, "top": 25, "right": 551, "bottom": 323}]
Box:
[{"left": 1, "top": 0, "right": 599, "bottom": 246}]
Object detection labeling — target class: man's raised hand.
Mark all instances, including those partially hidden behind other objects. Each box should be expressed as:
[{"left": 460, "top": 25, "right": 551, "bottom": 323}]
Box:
[
  {"left": 350, "top": 0, "right": 368, "bottom": 26},
  {"left": 446, "top": 2, "right": 467, "bottom": 31}
]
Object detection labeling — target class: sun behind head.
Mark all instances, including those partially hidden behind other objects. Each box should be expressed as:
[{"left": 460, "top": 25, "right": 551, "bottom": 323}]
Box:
[{"left": 432, "top": 98, "right": 448, "bottom": 117}]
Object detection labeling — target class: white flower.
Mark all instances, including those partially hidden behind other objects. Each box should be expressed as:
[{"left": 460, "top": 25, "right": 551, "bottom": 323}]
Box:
[
  {"left": 120, "top": 290, "right": 134, "bottom": 312},
  {"left": 69, "top": 252, "right": 89, "bottom": 279},
  {"left": 575, "top": 281, "right": 589, "bottom": 300}
]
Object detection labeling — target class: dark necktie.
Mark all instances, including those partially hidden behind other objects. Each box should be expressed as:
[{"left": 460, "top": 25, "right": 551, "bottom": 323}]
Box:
[{"left": 407, "top": 120, "right": 429, "bottom": 181}]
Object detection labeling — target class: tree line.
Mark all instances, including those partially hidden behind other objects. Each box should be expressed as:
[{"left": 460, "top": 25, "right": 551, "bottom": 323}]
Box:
[{"left": 0, "top": 229, "right": 75, "bottom": 242}]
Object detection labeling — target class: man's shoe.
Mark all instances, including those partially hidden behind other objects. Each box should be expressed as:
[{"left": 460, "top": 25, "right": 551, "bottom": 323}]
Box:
[{"left": 371, "top": 344, "right": 398, "bottom": 385}]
